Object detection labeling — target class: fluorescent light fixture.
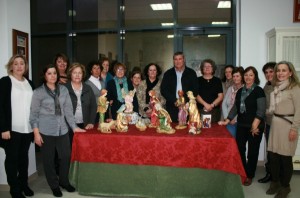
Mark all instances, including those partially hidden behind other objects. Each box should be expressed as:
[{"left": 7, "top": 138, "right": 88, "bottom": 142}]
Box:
[
  {"left": 208, "top": 34, "right": 221, "bottom": 38},
  {"left": 151, "top": 3, "right": 173, "bottom": 11},
  {"left": 167, "top": 35, "right": 174, "bottom": 38},
  {"left": 161, "top": 23, "right": 174, "bottom": 26},
  {"left": 212, "top": 21, "right": 229, "bottom": 25},
  {"left": 217, "top": 1, "right": 231, "bottom": 8}
]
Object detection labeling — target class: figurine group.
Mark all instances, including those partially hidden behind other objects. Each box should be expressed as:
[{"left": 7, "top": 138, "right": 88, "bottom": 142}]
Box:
[{"left": 97, "top": 88, "right": 202, "bottom": 135}]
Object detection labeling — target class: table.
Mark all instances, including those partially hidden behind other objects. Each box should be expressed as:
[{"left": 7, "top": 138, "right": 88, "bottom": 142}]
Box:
[{"left": 70, "top": 124, "right": 246, "bottom": 198}]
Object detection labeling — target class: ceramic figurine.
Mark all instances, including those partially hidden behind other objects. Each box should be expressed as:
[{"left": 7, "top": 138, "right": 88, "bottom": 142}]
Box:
[
  {"left": 98, "top": 120, "right": 116, "bottom": 133},
  {"left": 155, "top": 103, "right": 175, "bottom": 134},
  {"left": 123, "top": 89, "right": 135, "bottom": 114},
  {"left": 148, "top": 90, "right": 160, "bottom": 128},
  {"left": 175, "top": 90, "right": 188, "bottom": 129},
  {"left": 186, "top": 91, "right": 201, "bottom": 134},
  {"left": 135, "top": 117, "right": 147, "bottom": 131},
  {"left": 116, "top": 112, "right": 129, "bottom": 132},
  {"left": 97, "top": 89, "right": 109, "bottom": 124}
]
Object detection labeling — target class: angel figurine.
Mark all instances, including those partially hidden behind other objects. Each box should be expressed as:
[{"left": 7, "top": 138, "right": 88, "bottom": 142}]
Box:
[
  {"left": 97, "top": 89, "right": 109, "bottom": 125},
  {"left": 155, "top": 103, "right": 175, "bottom": 134},
  {"left": 175, "top": 90, "right": 188, "bottom": 129},
  {"left": 186, "top": 91, "right": 201, "bottom": 134},
  {"left": 123, "top": 89, "right": 135, "bottom": 114}
]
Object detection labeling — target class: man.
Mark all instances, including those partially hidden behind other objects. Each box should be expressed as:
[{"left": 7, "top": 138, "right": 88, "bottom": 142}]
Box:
[
  {"left": 161, "top": 51, "right": 198, "bottom": 122},
  {"left": 258, "top": 62, "right": 276, "bottom": 183}
]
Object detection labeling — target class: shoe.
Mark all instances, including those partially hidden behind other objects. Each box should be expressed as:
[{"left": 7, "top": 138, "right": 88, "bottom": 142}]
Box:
[
  {"left": 60, "top": 184, "right": 75, "bottom": 192},
  {"left": 51, "top": 187, "right": 63, "bottom": 197},
  {"left": 275, "top": 186, "right": 291, "bottom": 198},
  {"left": 11, "top": 192, "right": 26, "bottom": 198},
  {"left": 21, "top": 186, "right": 34, "bottom": 196},
  {"left": 243, "top": 178, "right": 252, "bottom": 186},
  {"left": 266, "top": 182, "right": 281, "bottom": 195},
  {"left": 258, "top": 173, "right": 271, "bottom": 183}
]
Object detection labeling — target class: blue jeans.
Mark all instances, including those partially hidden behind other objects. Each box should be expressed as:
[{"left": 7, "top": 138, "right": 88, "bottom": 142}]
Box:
[{"left": 226, "top": 123, "right": 237, "bottom": 138}]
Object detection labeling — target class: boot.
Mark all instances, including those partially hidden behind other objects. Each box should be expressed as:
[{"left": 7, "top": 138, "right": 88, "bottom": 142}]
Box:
[
  {"left": 275, "top": 186, "right": 291, "bottom": 198},
  {"left": 258, "top": 173, "right": 271, "bottom": 183},
  {"left": 266, "top": 181, "right": 281, "bottom": 195}
]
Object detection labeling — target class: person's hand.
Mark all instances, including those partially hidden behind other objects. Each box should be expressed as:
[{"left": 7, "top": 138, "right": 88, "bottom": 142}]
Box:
[
  {"left": 85, "top": 124, "right": 94, "bottom": 130},
  {"left": 34, "top": 132, "right": 44, "bottom": 147},
  {"left": 1, "top": 131, "right": 11, "bottom": 140},
  {"left": 251, "top": 128, "right": 259, "bottom": 136},
  {"left": 74, "top": 127, "right": 86, "bottom": 133},
  {"left": 230, "top": 119, "right": 236, "bottom": 125},
  {"left": 218, "top": 119, "right": 229, "bottom": 126},
  {"left": 203, "top": 103, "right": 212, "bottom": 112},
  {"left": 289, "top": 129, "right": 298, "bottom": 141}
]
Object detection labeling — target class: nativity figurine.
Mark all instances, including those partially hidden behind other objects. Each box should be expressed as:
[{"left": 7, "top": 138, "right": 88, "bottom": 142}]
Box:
[
  {"left": 155, "top": 103, "right": 175, "bottom": 134},
  {"left": 175, "top": 90, "right": 188, "bottom": 129},
  {"left": 186, "top": 91, "right": 201, "bottom": 134}
]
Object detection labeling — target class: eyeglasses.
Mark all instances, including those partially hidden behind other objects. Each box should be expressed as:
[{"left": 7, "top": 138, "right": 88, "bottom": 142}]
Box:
[{"left": 117, "top": 68, "right": 124, "bottom": 72}]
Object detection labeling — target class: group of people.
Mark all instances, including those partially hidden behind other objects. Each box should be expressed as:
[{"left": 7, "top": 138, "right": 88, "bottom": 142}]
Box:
[{"left": 0, "top": 51, "right": 299, "bottom": 198}]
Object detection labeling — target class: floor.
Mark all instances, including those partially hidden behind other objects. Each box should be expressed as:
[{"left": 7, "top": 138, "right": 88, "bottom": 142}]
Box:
[{"left": 1, "top": 153, "right": 300, "bottom": 198}]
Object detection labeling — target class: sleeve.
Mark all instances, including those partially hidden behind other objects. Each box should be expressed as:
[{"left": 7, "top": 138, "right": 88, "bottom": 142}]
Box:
[
  {"left": 0, "top": 78, "right": 9, "bottom": 132},
  {"left": 291, "top": 87, "right": 300, "bottom": 131},
  {"left": 30, "top": 89, "right": 42, "bottom": 129},
  {"left": 188, "top": 69, "right": 199, "bottom": 98},
  {"left": 62, "top": 87, "right": 77, "bottom": 130},
  {"left": 255, "top": 88, "right": 266, "bottom": 120},
  {"left": 222, "top": 87, "right": 231, "bottom": 118},
  {"left": 161, "top": 71, "right": 176, "bottom": 104},
  {"left": 227, "top": 104, "right": 237, "bottom": 121}
]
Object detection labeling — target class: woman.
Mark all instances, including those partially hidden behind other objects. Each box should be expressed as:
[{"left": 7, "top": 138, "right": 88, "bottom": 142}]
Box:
[
  {"left": 106, "top": 62, "right": 138, "bottom": 120},
  {"left": 100, "top": 57, "right": 113, "bottom": 87},
  {"left": 53, "top": 53, "right": 69, "bottom": 84},
  {"left": 221, "top": 67, "right": 244, "bottom": 137},
  {"left": 130, "top": 69, "right": 142, "bottom": 91},
  {"left": 65, "top": 63, "right": 96, "bottom": 143},
  {"left": 0, "top": 55, "right": 34, "bottom": 198},
  {"left": 30, "top": 64, "right": 85, "bottom": 197},
  {"left": 218, "top": 66, "right": 266, "bottom": 186},
  {"left": 222, "top": 65, "right": 235, "bottom": 95},
  {"left": 266, "top": 61, "right": 300, "bottom": 198},
  {"left": 196, "top": 59, "right": 223, "bottom": 123},
  {"left": 136, "top": 63, "right": 165, "bottom": 118}
]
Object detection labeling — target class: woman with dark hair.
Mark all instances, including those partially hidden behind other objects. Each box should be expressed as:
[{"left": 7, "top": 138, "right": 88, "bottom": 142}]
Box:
[
  {"left": 30, "top": 64, "right": 85, "bottom": 197},
  {"left": 222, "top": 65, "right": 235, "bottom": 94},
  {"left": 100, "top": 57, "right": 113, "bottom": 87},
  {"left": 53, "top": 53, "right": 69, "bottom": 84},
  {"left": 219, "top": 66, "right": 266, "bottom": 186},
  {"left": 0, "top": 55, "right": 34, "bottom": 198},
  {"left": 196, "top": 59, "right": 223, "bottom": 123},
  {"left": 136, "top": 63, "right": 165, "bottom": 118},
  {"left": 130, "top": 68, "right": 143, "bottom": 91},
  {"left": 266, "top": 61, "right": 300, "bottom": 197},
  {"left": 221, "top": 67, "right": 244, "bottom": 137},
  {"left": 106, "top": 62, "right": 138, "bottom": 120}
]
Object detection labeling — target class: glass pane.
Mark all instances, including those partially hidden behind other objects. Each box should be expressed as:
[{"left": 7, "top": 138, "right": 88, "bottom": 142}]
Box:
[
  {"left": 73, "top": 0, "right": 117, "bottom": 30},
  {"left": 178, "top": 0, "right": 232, "bottom": 25},
  {"left": 31, "top": 0, "right": 67, "bottom": 33},
  {"left": 125, "top": 0, "right": 173, "bottom": 28},
  {"left": 124, "top": 31, "right": 174, "bottom": 73},
  {"left": 183, "top": 35, "right": 226, "bottom": 77}
]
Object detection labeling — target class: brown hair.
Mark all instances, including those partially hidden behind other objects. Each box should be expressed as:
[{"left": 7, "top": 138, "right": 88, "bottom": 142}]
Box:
[
  {"left": 67, "top": 62, "right": 86, "bottom": 81},
  {"left": 113, "top": 62, "right": 126, "bottom": 75}
]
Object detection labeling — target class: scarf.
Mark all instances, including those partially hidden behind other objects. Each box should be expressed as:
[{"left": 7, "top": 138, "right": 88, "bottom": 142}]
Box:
[
  {"left": 114, "top": 76, "right": 128, "bottom": 103},
  {"left": 44, "top": 83, "right": 61, "bottom": 115},
  {"left": 268, "top": 79, "right": 289, "bottom": 114},
  {"left": 240, "top": 83, "right": 256, "bottom": 113},
  {"left": 146, "top": 78, "right": 159, "bottom": 104},
  {"left": 230, "top": 84, "right": 243, "bottom": 106}
]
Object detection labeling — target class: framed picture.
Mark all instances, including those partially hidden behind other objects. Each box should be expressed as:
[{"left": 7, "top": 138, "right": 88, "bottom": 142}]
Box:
[
  {"left": 12, "top": 29, "right": 29, "bottom": 62},
  {"left": 294, "top": 0, "right": 300, "bottom": 22}
]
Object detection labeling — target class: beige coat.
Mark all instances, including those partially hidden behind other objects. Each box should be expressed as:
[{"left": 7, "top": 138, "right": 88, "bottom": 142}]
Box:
[
  {"left": 136, "top": 79, "right": 165, "bottom": 117},
  {"left": 268, "top": 85, "right": 300, "bottom": 156}
]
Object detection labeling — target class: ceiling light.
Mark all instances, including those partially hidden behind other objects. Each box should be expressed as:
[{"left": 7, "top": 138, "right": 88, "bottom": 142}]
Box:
[
  {"left": 151, "top": 3, "right": 173, "bottom": 11},
  {"left": 167, "top": 35, "right": 174, "bottom": 38},
  {"left": 212, "top": 21, "right": 229, "bottom": 25},
  {"left": 161, "top": 23, "right": 174, "bottom": 26},
  {"left": 208, "top": 35, "right": 221, "bottom": 38},
  {"left": 217, "top": 1, "right": 231, "bottom": 8}
]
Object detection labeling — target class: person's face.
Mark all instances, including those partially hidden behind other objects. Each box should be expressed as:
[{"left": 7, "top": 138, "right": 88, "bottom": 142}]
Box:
[
  {"left": 102, "top": 60, "right": 110, "bottom": 73},
  {"left": 276, "top": 64, "right": 292, "bottom": 82},
  {"left": 264, "top": 68, "right": 274, "bottom": 82},
  {"left": 203, "top": 62, "right": 213, "bottom": 75},
  {"left": 116, "top": 66, "right": 125, "bottom": 78},
  {"left": 148, "top": 65, "right": 157, "bottom": 79},
  {"left": 56, "top": 57, "right": 67, "bottom": 73},
  {"left": 45, "top": 68, "right": 57, "bottom": 84},
  {"left": 244, "top": 69, "right": 255, "bottom": 86},
  {"left": 71, "top": 67, "right": 83, "bottom": 83},
  {"left": 225, "top": 67, "right": 233, "bottom": 80},
  {"left": 131, "top": 73, "right": 141, "bottom": 87},
  {"left": 91, "top": 64, "right": 101, "bottom": 78},
  {"left": 173, "top": 55, "right": 185, "bottom": 70},
  {"left": 232, "top": 72, "right": 242, "bottom": 85},
  {"left": 11, "top": 57, "right": 26, "bottom": 77}
]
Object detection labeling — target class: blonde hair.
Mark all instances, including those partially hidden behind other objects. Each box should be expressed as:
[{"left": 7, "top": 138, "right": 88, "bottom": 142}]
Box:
[
  {"left": 5, "top": 55, "right": 29, "bottom": 76},
  {"left": 67, "top": 62, "right": 86, "bottom": 80},
  {"left": 273, "top": 61, "right": 300, "bottom": 89}
]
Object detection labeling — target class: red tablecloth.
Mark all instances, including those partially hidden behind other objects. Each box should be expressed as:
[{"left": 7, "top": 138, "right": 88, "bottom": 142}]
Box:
[{"left": 71, "top": 124, "right": 246, "bottom": 181}]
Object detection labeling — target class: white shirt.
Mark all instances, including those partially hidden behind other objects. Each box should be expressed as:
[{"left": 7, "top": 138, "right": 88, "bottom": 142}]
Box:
[
  {"left": 10, "top": 75, "right": 33, "bottom": 133},
  {"left": 89, "top": 75, "right": 102, "bottom": 90}
]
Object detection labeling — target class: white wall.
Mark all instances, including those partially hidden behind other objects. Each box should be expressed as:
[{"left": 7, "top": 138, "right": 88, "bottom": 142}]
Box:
[
  {"left": 0, "top": 0, "right": 36, "bottom": 185},
  {"left": 237, "top": 0, "right": 299, "bottom": 161}
]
